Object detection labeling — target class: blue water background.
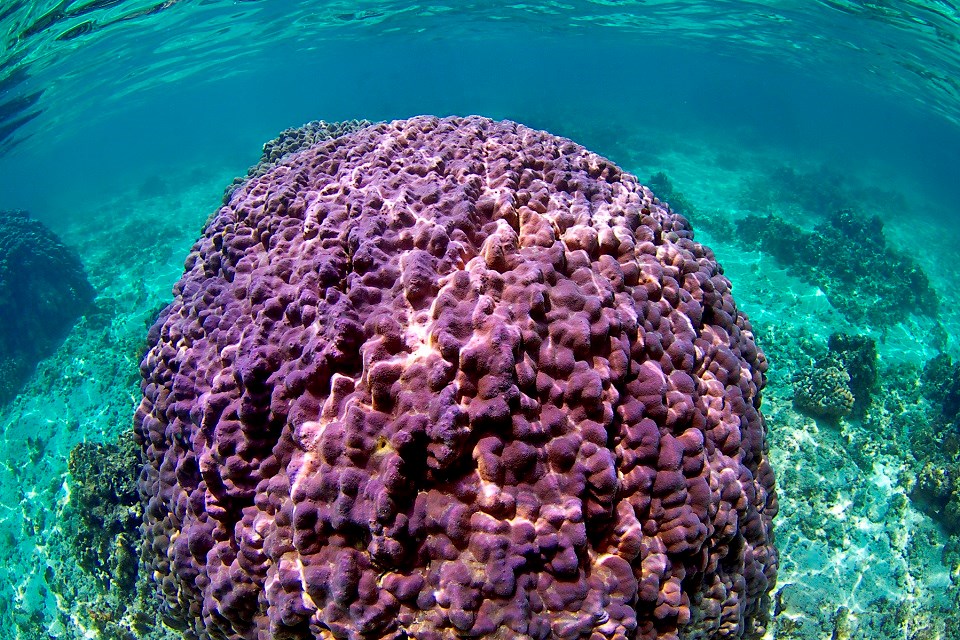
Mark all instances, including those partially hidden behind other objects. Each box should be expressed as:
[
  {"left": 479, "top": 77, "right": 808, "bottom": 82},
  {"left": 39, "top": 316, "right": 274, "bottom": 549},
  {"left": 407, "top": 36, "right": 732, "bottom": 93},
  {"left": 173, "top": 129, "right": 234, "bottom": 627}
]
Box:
[{"left": 1, "top": 2, "right": 959, "bottom": 224}]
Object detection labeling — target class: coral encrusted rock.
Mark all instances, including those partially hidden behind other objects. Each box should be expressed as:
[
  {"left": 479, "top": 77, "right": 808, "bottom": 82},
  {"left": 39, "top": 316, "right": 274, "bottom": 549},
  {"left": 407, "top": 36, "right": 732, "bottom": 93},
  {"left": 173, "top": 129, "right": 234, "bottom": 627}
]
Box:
[
  {"left": 223, "top": 119, "right": 375, "bottom": 204},
  {"left": 793, "top": 357, "right": 855, "bottom": 421},
  {"left": 136, "top": 116, "right": 778, "bottom": 640},
  {"left": 0, "top": 209, "right": 95, "bottom": 403},
  {"left": 826, "top": 333, "right": 877, "bottom": 417},
  {"left": 68, "top": 432, "right": 142, "bottom": 592},
  {"left": 792, "top": 333, "right": 877, "bottom": 423}
]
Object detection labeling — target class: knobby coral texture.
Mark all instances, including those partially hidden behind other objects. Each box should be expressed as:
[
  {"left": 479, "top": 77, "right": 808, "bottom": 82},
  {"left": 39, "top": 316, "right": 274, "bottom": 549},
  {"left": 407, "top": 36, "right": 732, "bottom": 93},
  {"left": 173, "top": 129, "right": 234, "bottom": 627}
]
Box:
[{"left": 136, "top": 116, "right": 778, "bottom": 640}]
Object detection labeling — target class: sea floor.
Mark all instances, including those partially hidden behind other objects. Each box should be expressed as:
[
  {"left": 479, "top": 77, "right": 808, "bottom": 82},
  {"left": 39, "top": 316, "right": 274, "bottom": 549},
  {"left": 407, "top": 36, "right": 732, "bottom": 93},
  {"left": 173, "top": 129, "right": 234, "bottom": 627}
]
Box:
[
  {"left": 622, "top": 125, "right": 960, "bottom": 639},
  {"left": 0, "top": 118, "right": 957, "bottom": 639}
]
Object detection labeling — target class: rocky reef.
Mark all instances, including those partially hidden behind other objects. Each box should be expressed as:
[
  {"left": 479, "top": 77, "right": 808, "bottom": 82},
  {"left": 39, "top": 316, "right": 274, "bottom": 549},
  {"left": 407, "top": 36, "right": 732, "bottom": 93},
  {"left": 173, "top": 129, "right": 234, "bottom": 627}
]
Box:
[
  {"left": 136, "top": 116, "right": 778, "bottom": 639},
  {"left": 736, "top": 209, "right": 938, "bottom": 327},
  {"left": 61, "top": 432, "right": 170, "bottom": 640},
  {"left": 792, "top": 333, "right": 878, "bottom": 422},
  {"left": 68, "top": 433, "right": 141, "bottom": 592},
  {"left": 793, "top": 357, "right": 855, "bottom": 421},
  {"left": 0, "top": 209, "right": 95, "bottom": 403},
  {"left": 911, "top": 354, "right": 960, "bottom": 535}
]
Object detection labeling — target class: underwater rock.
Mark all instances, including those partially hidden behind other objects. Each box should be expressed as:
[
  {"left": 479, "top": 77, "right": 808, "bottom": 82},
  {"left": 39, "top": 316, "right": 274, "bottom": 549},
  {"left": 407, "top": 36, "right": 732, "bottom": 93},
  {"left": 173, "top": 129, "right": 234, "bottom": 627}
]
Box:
[
  {"left": 790, "top": 333, "right": 877, "bottom": 423},
  {"left": 922, "top": 353, "right": 960, "bottom": 423},
  {"left": 793, "top": 356, "right": 855, "bottom": 421},
  {"left": 136, "top": 115, "right": 778, "bottom": 640},
  {"left": 912, "top": 461, "right": 960, "bottom": 534},
  {"left": 826, "top": 333, "right": 877, "bottom": 417},
  {"left": 222, "top": 118, "right": 376, "bottom": 204},
  {"left": 0, "top": 209, "right": 95, "bottom": 404},
  {"left": 737, "top": 209, "right": 939, "bottom": 327},
  {"left": 67, "top": 431, "right": 142, "bottom": 592},
  {"left": 911, "top": 354, "right": 960, "bottom": 534}
]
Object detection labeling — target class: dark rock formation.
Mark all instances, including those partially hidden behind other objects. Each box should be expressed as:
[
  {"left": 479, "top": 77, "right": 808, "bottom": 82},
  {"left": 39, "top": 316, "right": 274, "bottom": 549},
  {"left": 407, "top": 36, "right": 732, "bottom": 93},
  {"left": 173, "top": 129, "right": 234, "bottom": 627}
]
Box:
[{"left": 0, "top": 209, "right": 95, "bottom": 403}]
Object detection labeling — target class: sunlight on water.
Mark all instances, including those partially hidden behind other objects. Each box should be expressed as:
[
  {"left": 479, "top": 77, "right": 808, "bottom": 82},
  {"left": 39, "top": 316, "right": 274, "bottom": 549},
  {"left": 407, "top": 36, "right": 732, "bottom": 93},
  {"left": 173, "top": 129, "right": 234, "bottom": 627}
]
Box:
[{"left": 2, "top": 0, "right": 960, "bottom": 155}]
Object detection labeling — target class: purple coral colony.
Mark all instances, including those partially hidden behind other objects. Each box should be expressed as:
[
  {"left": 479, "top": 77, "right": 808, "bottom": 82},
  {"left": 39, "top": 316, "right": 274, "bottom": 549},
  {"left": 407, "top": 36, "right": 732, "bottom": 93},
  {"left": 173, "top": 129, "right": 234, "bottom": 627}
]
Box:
[{"left": 135, "top": 116, "right": 778, "bottom": 640}]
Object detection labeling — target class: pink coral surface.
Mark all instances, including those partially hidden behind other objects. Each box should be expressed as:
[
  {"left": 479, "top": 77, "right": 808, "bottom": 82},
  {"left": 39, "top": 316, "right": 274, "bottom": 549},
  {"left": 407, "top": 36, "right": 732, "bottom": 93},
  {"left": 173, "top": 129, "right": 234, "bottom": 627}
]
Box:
[{"left": 135, "top": 115, "right": 777, "bottom": 640}]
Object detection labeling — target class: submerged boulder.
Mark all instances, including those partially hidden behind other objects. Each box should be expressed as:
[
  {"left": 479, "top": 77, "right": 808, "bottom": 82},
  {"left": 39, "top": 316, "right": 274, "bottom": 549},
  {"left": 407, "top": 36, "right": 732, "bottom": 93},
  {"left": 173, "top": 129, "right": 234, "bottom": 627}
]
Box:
[
  {"left": 793, "top": 357, "right": 856, "bottom": 421},
  {"left": 68, "top": 432, "right": 142, "bottom": 592},
  {"left": 793, "top": 332, "right": 877, "bottom": 422},
  {"left": 136, "top": 115, "right": 778, "bottom": 640},
  {"left": 0, "top": 209, "right": 95, "bottom": 403}
]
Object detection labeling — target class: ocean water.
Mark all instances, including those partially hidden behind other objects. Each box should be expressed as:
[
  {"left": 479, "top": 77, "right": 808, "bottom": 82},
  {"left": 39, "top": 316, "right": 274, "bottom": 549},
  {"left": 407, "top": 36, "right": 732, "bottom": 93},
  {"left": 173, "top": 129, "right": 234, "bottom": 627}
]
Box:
[{"left": 1, "top": 1, "right": 959, "bottom": 639}]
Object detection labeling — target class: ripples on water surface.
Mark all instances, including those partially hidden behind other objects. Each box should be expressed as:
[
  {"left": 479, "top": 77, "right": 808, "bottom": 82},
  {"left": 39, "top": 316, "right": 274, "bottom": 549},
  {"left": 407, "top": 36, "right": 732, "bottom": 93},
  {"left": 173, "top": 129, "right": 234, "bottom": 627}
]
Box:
[
  {"left": 2, "top": 1, "right": 960, "bottom": 146},
  {"left": 5, "top": 0, "right": 960, "bottom": 118},
  {"left": 0, "top": 0, "right": 959, "bottom": 213},
  {"left": 0, "top": 2, "right": 960, "bottom": 640}
]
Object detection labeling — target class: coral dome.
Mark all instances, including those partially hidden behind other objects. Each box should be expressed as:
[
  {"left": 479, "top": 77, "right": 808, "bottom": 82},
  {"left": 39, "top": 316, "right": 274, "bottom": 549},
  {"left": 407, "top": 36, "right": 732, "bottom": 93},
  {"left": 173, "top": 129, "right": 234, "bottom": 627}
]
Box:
[{"left": 135, "top": 115, "right": 777, "bottom": 640}]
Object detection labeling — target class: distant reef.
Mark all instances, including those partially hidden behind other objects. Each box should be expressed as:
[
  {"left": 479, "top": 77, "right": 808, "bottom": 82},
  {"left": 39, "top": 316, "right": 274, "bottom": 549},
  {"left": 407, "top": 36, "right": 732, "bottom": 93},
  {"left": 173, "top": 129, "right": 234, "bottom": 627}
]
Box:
[
  {"left": 736, "top": 209, "right": 939, "bottom": 327},
  {"left": 221, "top": 118, "right": 376, "bottom": 204},
  {"left": 0, "top": 209, "right": 95, "bottom": 404}
]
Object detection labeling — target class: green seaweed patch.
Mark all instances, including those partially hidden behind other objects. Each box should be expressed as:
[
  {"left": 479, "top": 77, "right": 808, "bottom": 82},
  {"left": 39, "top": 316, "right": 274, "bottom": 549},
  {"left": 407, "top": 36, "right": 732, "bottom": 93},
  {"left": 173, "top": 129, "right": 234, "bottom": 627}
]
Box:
[{"left": 737, "top": 209, "right": 939, "bottom": 327}]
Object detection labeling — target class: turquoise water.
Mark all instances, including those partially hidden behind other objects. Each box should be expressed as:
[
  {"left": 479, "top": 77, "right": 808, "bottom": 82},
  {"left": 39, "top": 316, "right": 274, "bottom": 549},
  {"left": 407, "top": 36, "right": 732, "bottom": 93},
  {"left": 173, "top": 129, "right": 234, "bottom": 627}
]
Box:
[{"left": 0, "top": 1, "right": 959, "bottom": 639}]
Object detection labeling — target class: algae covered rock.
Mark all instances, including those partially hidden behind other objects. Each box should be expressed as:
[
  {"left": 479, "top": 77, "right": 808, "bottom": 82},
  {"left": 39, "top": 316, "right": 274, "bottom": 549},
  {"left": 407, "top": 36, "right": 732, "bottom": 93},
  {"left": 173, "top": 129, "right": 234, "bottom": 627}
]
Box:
[
  {"left": 136, "top": 115, "right": 778, "bottom": 640},
  {"left": 829, "top": 334, "right": 876, "bottom": 401},
  {"left": 67, "top": 431, "right": 142, "bottom": 592},
  {"left": 791, "top": 332, "right": 881, "bottom": 423},
  {"left": 0, "top": 209, "right": 95, "bottom": 403},
  {"left": 911, "top": 354, "right": 960, "bottom": 534},
  {"left": 57, "top": 430, "right": 178, "bottom": 640},
  {"left": 826, "top": 332, "right": 878, "bottom": 417},
  {"left": 922, "top": 353, "right": 960, "bottom": 424}
]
